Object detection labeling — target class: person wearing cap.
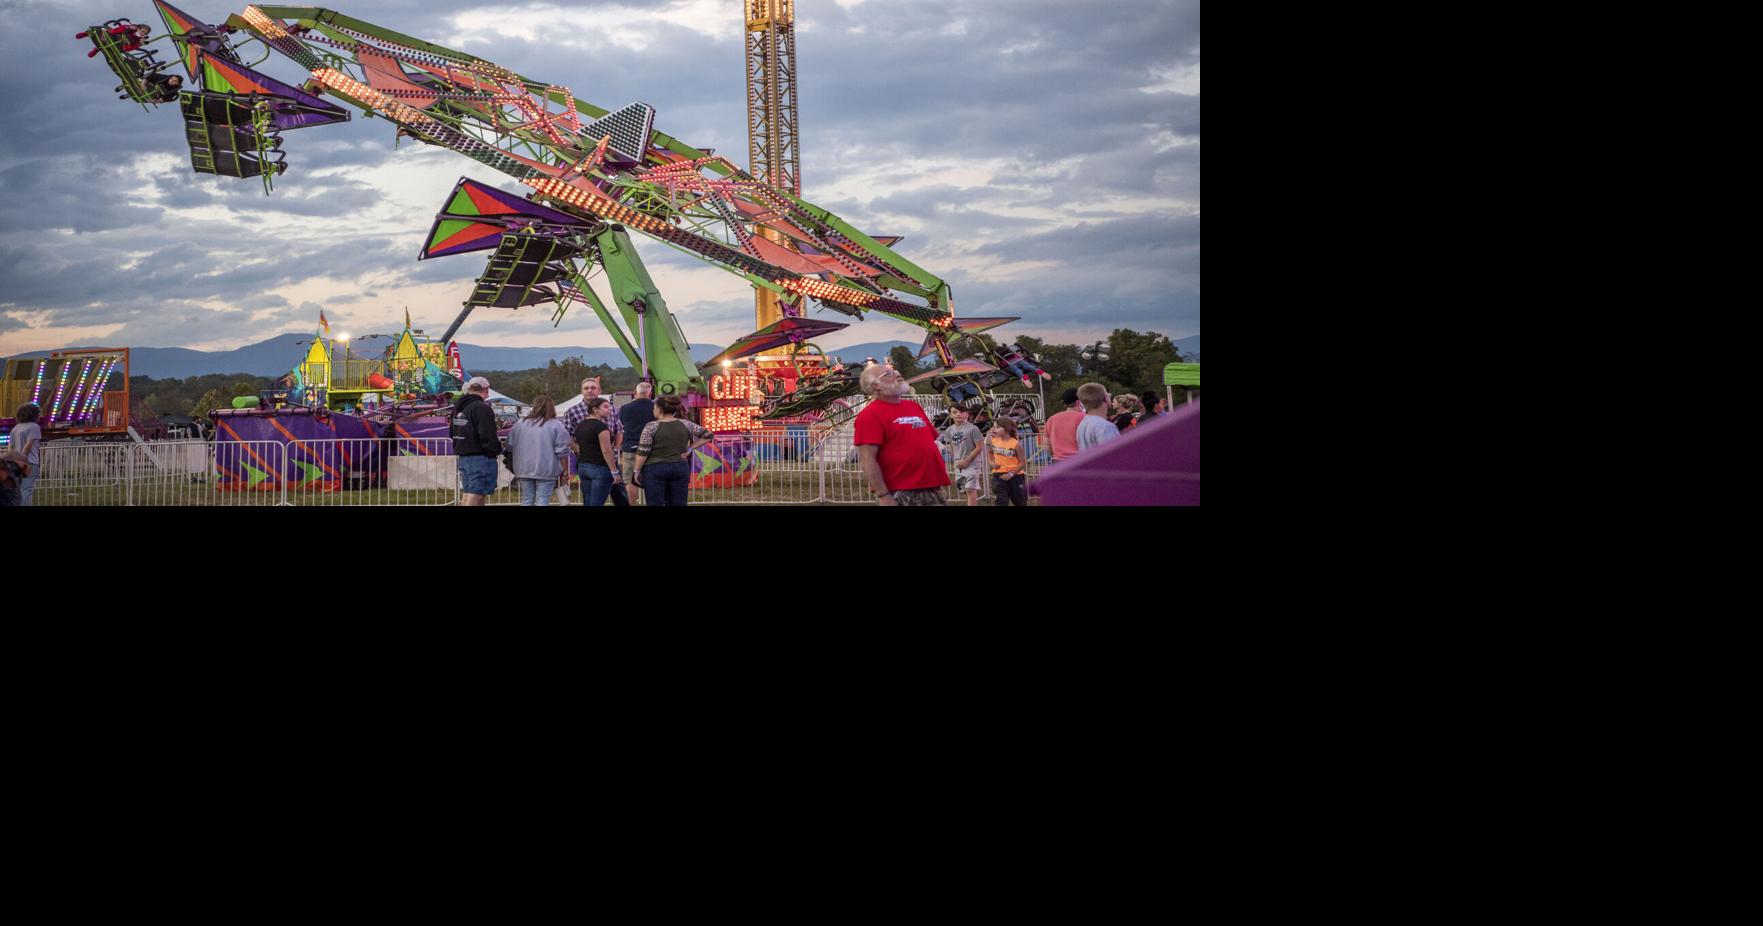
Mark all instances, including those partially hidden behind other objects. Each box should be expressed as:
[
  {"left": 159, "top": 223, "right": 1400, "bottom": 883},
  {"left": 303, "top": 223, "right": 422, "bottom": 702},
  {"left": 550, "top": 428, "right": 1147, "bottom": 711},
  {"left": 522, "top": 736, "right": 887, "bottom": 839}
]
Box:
[
  {"left": 451, "top": 376, "right": 503, "bottom": 505},
  {"left": 853, "top": 363, "right": 948, "bottom": 506},
  {"left": 1044, "top": 387, "right": 1085, "bottom": 463}
]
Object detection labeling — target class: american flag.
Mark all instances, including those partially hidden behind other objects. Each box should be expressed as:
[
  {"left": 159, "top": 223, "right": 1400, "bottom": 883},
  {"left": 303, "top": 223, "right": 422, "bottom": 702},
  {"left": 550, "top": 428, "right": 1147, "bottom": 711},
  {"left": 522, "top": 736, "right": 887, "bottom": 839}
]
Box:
[
  {"left": 558, "top": 280, "right": 585, "bottom": 304},
  {"left": 319, "top": 310, "right": 329, "bottom": 335}
]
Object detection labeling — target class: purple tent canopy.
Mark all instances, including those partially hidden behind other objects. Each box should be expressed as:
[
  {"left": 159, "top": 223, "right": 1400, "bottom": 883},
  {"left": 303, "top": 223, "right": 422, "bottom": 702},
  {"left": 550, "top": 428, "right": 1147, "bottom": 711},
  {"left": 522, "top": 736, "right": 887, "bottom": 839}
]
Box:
[{"left": 1031, "top": 402, "right": 1199, "bottom": 506}]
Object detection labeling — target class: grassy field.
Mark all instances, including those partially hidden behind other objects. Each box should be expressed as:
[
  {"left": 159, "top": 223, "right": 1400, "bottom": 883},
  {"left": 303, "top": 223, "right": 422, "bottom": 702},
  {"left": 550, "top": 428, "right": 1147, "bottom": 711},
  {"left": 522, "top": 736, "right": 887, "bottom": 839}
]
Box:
[{"left": 32, "top": 467, "right": 1039, "bottom": 506}]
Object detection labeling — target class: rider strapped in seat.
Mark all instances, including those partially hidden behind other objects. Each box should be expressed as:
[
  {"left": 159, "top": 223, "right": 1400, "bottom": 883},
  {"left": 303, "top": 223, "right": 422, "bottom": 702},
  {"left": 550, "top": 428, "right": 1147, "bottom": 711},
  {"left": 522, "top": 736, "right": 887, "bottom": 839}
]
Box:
[{"left": 79, "top": 22, "right": 149, "bottom": 57}]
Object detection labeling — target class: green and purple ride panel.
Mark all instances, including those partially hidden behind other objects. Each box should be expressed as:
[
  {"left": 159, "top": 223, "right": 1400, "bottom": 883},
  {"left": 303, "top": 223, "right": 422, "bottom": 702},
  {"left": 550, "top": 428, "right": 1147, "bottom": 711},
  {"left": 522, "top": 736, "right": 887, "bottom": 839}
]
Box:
[
  {"left": 388, "top": 415, "right": 451, "bottom": 457},
  {"left": 689, "top": 435, "right": 758, "bottom": 490},
  {"left": 420, "top": 177, "right": 597, "bottom": 260},
  {"left": 210, "top": 407, "right": 383, "bottom": 492}
]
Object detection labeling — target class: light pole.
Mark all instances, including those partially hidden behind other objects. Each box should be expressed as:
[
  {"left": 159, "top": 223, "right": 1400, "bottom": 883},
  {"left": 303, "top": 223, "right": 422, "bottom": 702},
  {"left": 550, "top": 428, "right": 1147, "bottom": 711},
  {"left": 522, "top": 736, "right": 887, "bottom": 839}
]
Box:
[
  {"left": 1033, "top": 352, "right": 1045, "bottom": 416},
  {"left": 1079, "top": 340, "right": 1110, "bottom": 378}
]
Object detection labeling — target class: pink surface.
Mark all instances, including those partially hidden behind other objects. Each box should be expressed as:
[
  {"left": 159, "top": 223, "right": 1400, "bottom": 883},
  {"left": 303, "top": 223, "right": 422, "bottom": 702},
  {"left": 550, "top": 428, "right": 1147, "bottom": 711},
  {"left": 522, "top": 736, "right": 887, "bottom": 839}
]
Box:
[{"left": 1030, "top": 402, "right": 1199, "bottom": 506}]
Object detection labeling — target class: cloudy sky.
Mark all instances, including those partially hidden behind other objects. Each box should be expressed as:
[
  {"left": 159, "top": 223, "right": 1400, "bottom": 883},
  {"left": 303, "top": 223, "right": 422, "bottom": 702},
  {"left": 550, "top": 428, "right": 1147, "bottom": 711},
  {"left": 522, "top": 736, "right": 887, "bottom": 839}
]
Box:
[{"left": 0, "top": 0, "right": 1199, "bottom": 358}]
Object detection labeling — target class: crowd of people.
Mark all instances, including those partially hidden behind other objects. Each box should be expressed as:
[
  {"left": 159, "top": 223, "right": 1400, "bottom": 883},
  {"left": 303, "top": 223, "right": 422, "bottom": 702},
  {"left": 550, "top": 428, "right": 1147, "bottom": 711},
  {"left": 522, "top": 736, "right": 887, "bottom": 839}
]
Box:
[
  {"left": 451, "top": 375, "right": 712, "bottom": 507},
  {"left": 859, "top": 367, "right": 1173, "bottom": 506},
  {"left": 451, "top": 371, "right": 1175, "bottom": 507},
  {"left": 9, "top": 372, "right": 1172, "bottom": 509}
]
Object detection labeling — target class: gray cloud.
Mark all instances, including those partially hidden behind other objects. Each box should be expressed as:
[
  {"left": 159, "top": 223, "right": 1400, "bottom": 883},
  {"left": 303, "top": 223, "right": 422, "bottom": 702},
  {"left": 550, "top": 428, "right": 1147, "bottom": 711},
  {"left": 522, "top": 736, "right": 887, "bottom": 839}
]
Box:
[{"left": 1, "top": 0, "right": 1198, "bottom": 351}]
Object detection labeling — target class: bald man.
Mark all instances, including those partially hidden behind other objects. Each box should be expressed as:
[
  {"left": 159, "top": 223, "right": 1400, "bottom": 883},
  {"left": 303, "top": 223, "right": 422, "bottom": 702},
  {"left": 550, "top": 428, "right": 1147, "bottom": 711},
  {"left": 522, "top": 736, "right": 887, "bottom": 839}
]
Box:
[
  {"left": 618, "top": 381, "right": 655, "bottom": 504},
  {"left": 853, "top": 364, "right": 949, "bottom": 506}
]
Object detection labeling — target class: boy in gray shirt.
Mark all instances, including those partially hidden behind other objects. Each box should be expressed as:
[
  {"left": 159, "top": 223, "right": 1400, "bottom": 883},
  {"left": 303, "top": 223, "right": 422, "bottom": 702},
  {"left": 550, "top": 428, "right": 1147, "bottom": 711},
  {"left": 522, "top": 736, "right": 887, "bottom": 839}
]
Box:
[{"left": 939, "top": 405, "right": 985, "bottom": 506}]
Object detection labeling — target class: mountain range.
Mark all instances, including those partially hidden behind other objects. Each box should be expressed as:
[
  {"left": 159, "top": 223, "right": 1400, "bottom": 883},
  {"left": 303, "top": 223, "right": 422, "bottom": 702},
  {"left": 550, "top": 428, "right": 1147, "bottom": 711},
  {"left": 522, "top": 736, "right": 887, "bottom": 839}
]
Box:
[{"left": 3, "top": 333, "right": 1197, "bottom": 379}]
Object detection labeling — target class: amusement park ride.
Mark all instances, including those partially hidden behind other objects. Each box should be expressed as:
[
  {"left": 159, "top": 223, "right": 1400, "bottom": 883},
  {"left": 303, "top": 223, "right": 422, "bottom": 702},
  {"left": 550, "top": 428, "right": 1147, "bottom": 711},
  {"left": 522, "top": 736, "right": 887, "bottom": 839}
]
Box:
[
  {"left": 0, "top": 349, "right": 133, "bottom": 447},
  {"left": 77, "top": 2, "right": 1053, "bottom": 439}
]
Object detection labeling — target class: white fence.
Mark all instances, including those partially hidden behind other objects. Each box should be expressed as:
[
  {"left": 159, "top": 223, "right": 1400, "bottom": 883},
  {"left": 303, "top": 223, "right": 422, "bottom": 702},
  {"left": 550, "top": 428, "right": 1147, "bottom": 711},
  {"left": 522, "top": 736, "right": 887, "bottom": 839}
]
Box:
[
  {"left": 29, "top": 402, "right": 1055, "bottom": 506},
  {"left": 33, "top": 438, "right": 460, "bottom": 507},
  {"left": 681, "top": 414, "right": 1050, "bottom": 506}
]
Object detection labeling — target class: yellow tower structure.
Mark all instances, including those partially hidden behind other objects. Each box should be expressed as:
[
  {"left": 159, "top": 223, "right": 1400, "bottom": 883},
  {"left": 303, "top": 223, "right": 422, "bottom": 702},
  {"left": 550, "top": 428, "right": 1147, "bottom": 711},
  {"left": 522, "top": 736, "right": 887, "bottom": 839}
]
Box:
[
  {"left": 301, "top": 337, "right": 332, "bottom": 391},
  {"left": 746, "top": 0, "right": 800, "bottom": 330}
]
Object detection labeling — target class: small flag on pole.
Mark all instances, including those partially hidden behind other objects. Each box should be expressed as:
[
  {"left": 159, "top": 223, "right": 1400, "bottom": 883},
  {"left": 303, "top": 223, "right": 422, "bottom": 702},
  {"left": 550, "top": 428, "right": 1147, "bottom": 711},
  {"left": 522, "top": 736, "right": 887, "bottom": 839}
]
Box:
[
  {"left": 405, "top": 307, "right": 411, "bottom": 330},
  {"left": 319, "top": 310, "right": 330, "bottom": 336}
]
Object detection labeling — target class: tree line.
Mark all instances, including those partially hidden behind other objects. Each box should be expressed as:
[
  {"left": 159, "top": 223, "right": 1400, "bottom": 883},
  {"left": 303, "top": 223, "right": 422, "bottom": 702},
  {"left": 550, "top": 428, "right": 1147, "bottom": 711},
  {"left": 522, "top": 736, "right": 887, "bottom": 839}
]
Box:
[
  {"left": 885, "top": 327, "right": 1197, "bottom": 410},
  {"left": 129, "top": 329, "right": 1195, "bottom": 421},
  {"left": 127, "top": 356, "right": 638, "bottom": 421}
]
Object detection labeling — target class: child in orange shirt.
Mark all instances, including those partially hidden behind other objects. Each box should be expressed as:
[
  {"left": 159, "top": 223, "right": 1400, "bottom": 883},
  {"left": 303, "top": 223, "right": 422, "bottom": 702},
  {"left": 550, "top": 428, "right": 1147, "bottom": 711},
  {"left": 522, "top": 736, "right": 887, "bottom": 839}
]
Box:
[{"left": 988, "top": 418, "right": 1029, "bottom": 507}]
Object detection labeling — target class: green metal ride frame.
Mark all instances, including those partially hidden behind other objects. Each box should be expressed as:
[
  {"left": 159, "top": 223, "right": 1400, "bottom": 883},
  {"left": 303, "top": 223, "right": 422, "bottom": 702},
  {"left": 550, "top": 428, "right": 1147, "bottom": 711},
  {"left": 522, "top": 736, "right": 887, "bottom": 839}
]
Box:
[
  {"left": 143, "top": 5, "right": 989, "bottom": 399},
  {"left": 88, "top": 24, "right": 171, "bottom": 110}
]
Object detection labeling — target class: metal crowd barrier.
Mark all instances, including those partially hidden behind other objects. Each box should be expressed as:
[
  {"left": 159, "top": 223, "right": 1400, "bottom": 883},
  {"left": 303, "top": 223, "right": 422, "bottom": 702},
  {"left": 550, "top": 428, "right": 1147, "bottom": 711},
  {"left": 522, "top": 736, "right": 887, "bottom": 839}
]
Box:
[
  {"left": 32, "top": 437, "right": 460, "bottom": 506},
  {"left": 672, "top": 410, "right": 1047, "bottom": 506},
  {"left": 28, "top": 420, "right": 1051, "bottom": 507}
]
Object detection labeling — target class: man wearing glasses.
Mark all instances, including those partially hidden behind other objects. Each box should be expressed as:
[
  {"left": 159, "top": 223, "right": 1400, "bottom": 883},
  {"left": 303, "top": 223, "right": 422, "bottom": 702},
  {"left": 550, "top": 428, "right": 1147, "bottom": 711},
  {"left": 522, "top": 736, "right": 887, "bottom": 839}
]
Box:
[{"left": 854, "top": 363, "right": 949, "bottom": 506}]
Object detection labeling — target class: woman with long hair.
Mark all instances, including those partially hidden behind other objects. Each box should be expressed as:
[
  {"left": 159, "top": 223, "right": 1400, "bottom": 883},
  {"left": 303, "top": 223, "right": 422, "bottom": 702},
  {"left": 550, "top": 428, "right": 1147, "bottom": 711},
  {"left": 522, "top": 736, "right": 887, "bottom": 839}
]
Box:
[
  {"left": 508, "top": 393, "right": 571, "bottom": 506},
  {"left": 986, "top": 417, "right": 1030, "bottom": 507},
  {"left": 570, "top": 396, "right": 620, "bottom": 507},
  {"left": 631, "top": 395, "right": 713, "bottom": 506}
]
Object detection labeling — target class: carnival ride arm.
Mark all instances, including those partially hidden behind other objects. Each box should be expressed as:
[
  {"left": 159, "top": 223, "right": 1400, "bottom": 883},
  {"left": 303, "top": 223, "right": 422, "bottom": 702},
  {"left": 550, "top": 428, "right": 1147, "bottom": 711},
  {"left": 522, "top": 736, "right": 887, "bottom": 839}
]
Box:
[
  {"left": 858, "top": 444, "right": 895, "bottom": 506},
  {"left": 150, "top": 9, "right": 965, "bottom": 396}
]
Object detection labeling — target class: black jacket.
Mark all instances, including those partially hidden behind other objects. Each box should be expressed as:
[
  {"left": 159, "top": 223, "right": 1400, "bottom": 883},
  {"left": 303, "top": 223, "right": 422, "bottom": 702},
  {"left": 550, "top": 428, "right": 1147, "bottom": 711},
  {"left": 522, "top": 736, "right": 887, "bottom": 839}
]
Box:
[{"left": 451, "top": 393, "right": 502, "bottom": 457}]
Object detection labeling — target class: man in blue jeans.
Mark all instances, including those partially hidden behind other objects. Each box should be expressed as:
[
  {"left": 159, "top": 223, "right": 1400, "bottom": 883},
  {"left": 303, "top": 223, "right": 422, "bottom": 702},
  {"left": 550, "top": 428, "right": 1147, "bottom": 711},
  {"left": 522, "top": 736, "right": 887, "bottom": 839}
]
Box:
[{"left": 450, "top": 377, "right": 503, "bottom": 506}]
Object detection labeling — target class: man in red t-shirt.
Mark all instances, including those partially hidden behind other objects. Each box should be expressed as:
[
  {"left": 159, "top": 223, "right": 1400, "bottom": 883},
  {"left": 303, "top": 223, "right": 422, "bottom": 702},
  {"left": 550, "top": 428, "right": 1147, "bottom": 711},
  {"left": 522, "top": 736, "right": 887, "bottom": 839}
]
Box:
[
  {"left": 853, "top": 364, "right": 949, "bottom": 506},
  {"left": 1044, "top": 388, "right": 1085, "bottom": 462}
]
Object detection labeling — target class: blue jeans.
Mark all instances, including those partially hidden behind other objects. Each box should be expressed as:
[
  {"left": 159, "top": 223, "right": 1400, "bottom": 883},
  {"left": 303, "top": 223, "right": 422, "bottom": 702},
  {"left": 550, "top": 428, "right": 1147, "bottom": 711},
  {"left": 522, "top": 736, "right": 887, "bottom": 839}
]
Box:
[
  {"left": 458, "top": 455, "right": 498, "bottom": 496},
  {"left": 518, "top": 477, "right": 554, "bottom": 506},
  {"left": 578, "top": 463, "right": 613, "bottom": 507},
  {"left": 643, "top": 460, "right": 691, "bottom": 506},
  {"left": 18, "top": 472, "right": 37, "bottom": 507}
]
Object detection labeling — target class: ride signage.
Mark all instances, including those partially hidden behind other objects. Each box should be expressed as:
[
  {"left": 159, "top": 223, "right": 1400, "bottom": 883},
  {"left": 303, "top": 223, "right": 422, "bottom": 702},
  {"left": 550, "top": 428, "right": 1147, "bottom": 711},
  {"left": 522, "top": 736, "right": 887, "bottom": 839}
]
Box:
[{"left": 704, "top": 368, "right": 760, "bottom": 431}]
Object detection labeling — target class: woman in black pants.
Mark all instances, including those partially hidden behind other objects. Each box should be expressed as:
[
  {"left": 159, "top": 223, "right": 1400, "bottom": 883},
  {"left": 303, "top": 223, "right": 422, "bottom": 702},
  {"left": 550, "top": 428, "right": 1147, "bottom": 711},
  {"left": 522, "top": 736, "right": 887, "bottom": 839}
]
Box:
[{"left": 631, "top": 395, "right": 713, "bottom": 506}]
